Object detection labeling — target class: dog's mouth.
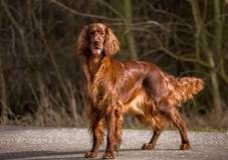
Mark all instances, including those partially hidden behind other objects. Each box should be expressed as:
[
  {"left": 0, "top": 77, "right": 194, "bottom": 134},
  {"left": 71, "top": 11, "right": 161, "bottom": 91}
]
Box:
[{"left": 91, "top": 46, "right": 103, "bottom": 56}]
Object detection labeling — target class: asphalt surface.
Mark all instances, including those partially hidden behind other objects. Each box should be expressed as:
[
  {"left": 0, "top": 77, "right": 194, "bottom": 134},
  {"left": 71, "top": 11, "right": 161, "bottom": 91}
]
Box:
[{"left": 0, "top": 127, "right": 227, "bottom": 160}]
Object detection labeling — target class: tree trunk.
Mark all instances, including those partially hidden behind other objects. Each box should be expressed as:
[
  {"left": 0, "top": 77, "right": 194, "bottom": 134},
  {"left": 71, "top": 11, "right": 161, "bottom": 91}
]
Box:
[
  {"left": 212, "top": 0, "right": 223, "bottom": 113},
  {"left": 190, "top": 0, "right": 222, "bottom": 113},
  {"left": 0, "top": 56, "right": 9, "bottom": 123},
  {"left": 123, "top": 0, "right": 137, "bottom": 59},
  {"left": 207, "top": 51, "right": 222, "bottom": 114},
  {"left": 214, "top": 0, "right": 223, "bottom": 57},
  {"left": 0, "top": 3, "right": 9, "bottom": 123}
]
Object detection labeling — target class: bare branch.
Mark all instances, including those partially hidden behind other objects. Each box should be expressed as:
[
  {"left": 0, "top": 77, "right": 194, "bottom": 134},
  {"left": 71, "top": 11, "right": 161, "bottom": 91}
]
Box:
[
  {"left": 2, "top": 0, "right": 31, "bottom": 60},
  {"left": 97, "top": 0, "right": 125, "bottom": 19},
  {"left": 159, "top": 45, "right": 212, "bottom": 68},
  {"left": 49, "top": 0, "right": 123, "bottom": 22}
]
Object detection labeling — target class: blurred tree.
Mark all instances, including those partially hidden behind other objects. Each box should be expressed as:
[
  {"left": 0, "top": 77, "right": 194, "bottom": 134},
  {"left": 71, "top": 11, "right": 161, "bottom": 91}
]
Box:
[
  {"left": 0, "top": 0, "right": 227, "bottom": 128},
  {"left": 123, "top": 0, "right": 138, "bottom": 59},
  {"left": 0, "top": 55, "right": 9, "bottom": 123},
  {"left": 189, "top": 0, "right": 226, "bottom": 114}
]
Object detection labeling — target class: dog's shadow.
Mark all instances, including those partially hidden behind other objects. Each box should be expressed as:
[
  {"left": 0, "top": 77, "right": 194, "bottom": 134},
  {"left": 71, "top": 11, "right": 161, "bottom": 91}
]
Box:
[
  {"left": 0, "top": 150, "right": 86, "bottom": 160},
  {"left": 0, "top": 148, "right": 180, "bottom": 160}
]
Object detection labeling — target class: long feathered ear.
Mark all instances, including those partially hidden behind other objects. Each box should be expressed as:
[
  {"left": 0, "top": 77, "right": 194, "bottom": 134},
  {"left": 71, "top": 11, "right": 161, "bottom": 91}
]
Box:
[
  {"left": 76, "top": 26, "right": 89, "bottom": 56},
  {"left": 104, "top": 27, "right": 120, "bottom": 56}
]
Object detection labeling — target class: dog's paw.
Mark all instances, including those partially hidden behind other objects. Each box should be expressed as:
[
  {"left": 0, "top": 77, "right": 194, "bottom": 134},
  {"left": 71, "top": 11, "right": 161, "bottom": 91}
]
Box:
[
  {"left": 141, "top": 143, "right": 155, "bottom": 150},
  {"left": 102, "top": 151, "right": 116, "bottom": 159},
  {"left": 114, "top": 143, "right": 121, "bottom": 152},
  {"left": 85, "top": 151, "right": 97, "bottom": 158},
  {"left": 180, "top": 143, "right": 190, "bottom": 150}
]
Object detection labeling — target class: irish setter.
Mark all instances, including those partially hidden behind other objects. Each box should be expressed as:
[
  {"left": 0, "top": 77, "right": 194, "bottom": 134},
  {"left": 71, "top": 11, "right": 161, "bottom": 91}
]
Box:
[{"left": 77, "top": 23, "right": 204, "bottom": 159}]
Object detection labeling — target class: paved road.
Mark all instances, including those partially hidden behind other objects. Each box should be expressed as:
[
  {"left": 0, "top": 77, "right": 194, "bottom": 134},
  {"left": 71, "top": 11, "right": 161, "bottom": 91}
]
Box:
[{"left": 0, "top": 127, "right": 227, "bottom": 160}]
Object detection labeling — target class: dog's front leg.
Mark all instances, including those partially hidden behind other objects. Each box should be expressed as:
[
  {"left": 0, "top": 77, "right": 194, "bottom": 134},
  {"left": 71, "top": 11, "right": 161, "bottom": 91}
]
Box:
[
  {"left": 85, "top": 109, "right": 104, "bottom": 158},
  {"left": 103, "top": 106, "right": 117, "bottom": 159}
]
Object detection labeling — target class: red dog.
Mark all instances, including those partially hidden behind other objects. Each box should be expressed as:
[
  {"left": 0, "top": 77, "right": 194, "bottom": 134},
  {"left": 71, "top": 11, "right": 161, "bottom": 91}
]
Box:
[{"left": 77, "top": 23, "right": 204, "bottom": 159}]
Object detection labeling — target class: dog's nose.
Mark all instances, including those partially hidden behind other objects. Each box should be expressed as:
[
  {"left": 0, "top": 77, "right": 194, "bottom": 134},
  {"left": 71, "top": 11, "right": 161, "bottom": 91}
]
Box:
[
  {"left": 94, "top": 38, "right": 101, "bottom": 44},
  {"left": 94, "top": 36, "right": 100, "bottom": 41},
  {"left": 94, "top": 40, "right": 99, "bottom": 45}
]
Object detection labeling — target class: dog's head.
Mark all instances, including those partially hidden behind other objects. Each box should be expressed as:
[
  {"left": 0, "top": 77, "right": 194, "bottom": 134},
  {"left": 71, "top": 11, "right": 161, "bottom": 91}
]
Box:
[{"left": 77, "top": 23, "right": 119, "bottom": 57}]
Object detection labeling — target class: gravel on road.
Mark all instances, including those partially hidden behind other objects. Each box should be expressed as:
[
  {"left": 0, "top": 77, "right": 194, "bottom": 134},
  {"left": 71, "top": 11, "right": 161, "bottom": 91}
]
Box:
[{"left": 0, "top": 127, "right": 227, "bottom": 160}]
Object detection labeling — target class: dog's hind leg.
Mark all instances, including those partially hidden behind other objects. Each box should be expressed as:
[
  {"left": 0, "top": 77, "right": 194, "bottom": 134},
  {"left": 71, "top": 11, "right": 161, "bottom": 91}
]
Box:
[
  {"left": 141, "top": 118, "right": 166, "bottom": 150},
  {"left": 159, "top": 103, "right": 190, "bottom": 150},
  {"left": 169, "top": 109, "right": 190, "bottom": 150}
]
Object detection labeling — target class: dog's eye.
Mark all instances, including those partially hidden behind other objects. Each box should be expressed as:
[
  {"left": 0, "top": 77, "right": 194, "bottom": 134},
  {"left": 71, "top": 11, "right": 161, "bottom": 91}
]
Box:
[
  {"left": 89, "top": 32, "right": 95, "bottom": 36},
  {"left": 99, "top": 31, "right": 105, "bottom": 36}
]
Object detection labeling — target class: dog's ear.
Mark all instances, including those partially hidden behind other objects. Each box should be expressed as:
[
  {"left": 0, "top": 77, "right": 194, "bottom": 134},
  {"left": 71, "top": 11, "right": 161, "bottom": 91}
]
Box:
[
  {"left": 77, "top": 25, "right": 89, "bottom": 56},
  {"left": 104, "top": 27, "right": 120, "bottom": 56}
]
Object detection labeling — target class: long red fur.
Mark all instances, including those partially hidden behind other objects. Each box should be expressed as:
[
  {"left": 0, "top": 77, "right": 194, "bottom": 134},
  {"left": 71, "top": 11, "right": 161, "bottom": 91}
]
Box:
[{"left": 77, "top": 23, "right": 204, "bottom": 159}]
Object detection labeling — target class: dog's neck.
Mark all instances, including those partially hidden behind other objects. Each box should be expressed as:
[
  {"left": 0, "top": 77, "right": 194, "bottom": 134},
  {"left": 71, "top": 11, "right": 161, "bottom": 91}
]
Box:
[{"left": 87, "top": 55, "right": 104, "bottom": 79}]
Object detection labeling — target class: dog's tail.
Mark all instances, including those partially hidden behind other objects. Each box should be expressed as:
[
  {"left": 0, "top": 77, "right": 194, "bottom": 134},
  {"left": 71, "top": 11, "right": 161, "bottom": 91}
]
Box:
[{"left": 166, "top": 75, "right": 204, "bottom": 107}]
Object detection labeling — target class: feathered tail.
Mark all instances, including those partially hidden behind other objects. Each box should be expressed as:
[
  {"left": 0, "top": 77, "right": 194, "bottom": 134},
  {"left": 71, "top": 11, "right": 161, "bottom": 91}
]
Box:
[{"left": 166, "top": 75, "right": 204, "bottom": 107}]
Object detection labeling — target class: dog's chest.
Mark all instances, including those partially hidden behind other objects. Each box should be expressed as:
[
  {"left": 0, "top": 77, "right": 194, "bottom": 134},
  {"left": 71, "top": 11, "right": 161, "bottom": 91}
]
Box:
[{"left": 91, "top": 69, "right": 116, "bottom": 106}]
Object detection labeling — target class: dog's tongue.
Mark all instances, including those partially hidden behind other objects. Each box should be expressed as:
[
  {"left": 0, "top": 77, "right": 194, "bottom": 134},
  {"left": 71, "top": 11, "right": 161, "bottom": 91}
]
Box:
[{"left": 92, "top": 48, "right": 102, "bottom": 55}]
